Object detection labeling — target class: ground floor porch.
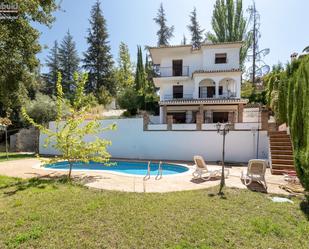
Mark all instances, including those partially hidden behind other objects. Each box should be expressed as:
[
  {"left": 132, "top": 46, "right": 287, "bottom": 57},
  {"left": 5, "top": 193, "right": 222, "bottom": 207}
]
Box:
[{"left": 159, "top": 99, "right": 248, "bottom": 124}]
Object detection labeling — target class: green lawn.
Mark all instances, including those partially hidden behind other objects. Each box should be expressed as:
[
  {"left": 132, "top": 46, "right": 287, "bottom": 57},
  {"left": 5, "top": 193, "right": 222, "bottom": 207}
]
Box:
[
  {"left": 0, "top": 152, "right": 35, "bottom": 162},
  {"left": 0, "top": 175, "right": 308, "bottom": 249}
]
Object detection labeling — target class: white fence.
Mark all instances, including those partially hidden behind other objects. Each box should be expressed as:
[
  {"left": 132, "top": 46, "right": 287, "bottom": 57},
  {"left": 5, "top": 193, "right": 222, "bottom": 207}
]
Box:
[{"left": 40, "top": 118, "right": 269, "bottom": 163}]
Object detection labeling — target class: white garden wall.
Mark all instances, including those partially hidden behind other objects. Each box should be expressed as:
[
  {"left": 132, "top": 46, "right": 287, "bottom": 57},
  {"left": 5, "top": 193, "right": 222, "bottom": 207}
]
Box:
[{"left": 39, "top": 118, "right": 269, "bottom": 163}]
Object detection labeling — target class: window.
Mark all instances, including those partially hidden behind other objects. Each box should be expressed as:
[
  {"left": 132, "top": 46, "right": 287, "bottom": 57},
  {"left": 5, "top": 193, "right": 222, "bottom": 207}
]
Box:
[
  {"left": 215, "top": 53, "right": 227, "bottom": 64},
  {"left": 172, "top": 60, "right": 183, "bottom": 76},
  {"left": 207, "top": 86, "right": 215, "bottom": 98},
  {"left": 199, "top": 86, "right": 207, "bottom": 98},
  {"left": 219, "top": 86, "right": 223, "bottom": 95},
  {"left": 173, "top": 85, "right": 183, "bottom": 99}
]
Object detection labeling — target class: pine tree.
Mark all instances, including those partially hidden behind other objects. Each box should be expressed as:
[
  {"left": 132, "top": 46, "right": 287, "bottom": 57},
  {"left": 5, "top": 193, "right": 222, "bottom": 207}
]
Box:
[
  {"left": 45, "top": 40, "right": 60, "bottom": 95},
  {"left": 187, "top": 7, "right": 204, "bottom": 48},
  {"left": 83, "top": 0, "right": 115, "bottom": 96},
  {"left": 116, "top": 42, "right": 134, "bottom": 91},
  {"left": 58, "top": 31, "right": 80, "bottom": 94},
  {"left": 153, "top": 3, "right": 174, "bottom": 46}
]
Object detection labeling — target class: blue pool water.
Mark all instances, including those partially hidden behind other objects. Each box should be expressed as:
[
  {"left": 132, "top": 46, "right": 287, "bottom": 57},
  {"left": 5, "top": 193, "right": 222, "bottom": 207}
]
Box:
[{"left": 45, "top": 161, "right": 189, "bottom": 176}]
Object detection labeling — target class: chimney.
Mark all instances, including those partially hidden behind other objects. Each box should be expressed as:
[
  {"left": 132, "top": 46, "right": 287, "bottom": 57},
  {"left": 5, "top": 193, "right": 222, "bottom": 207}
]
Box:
[{"left": 290, "top": 52, "right": 298, "bottom": 62}]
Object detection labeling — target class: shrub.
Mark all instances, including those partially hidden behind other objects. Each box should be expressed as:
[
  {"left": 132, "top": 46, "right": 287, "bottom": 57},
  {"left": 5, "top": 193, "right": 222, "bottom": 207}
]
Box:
[
  {"left": 117, "top": 87, "right": 139, "bottom": 116},
  {"left": 23, "top": 93, "right": 57, "bottom": 125}
]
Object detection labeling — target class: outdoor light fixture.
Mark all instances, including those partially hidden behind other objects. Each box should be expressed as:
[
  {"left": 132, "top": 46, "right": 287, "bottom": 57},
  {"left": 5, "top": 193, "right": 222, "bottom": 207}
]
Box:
[{"left": 216, "top": 122, "right": 232, "bottom": 195}]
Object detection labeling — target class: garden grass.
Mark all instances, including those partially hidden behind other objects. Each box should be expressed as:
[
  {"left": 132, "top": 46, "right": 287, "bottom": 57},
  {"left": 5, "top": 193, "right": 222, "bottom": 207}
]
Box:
[
  {"left": 0, "top": 152, "right": 35, "bottom": 162},
  {"left": 0, "top": 176, "right": 308, "bottom": 249}
]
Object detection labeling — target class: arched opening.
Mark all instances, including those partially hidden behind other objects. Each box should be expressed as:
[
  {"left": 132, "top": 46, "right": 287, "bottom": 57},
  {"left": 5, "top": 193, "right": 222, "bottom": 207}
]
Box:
[
  {"left": 198, "top": 79, "right": 216, "bottom": 98},
  {"left": 219, "top": 78, "right": 236, "bottom": 98}
]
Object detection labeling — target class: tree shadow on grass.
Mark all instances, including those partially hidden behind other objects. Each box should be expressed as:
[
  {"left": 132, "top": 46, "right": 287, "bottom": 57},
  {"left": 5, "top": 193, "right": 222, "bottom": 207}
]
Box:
[
  {"left": 300, "top": 199, "right": 309, "bottom": 220},
  {"left": 1, "top": 174, "right": 108, "bottom": 197}
]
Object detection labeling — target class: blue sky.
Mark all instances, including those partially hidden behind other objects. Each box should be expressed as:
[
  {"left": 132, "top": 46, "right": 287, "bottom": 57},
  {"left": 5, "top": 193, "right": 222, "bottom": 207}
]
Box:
[{"left": 35, "top": 0, "right": 309, "bottom": 73}]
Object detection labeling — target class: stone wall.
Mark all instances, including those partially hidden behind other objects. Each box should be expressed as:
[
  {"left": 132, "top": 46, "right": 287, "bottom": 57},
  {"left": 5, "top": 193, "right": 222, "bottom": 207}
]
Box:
[{"left": 10, "top": 127, "right": 39, "bottom": 152}]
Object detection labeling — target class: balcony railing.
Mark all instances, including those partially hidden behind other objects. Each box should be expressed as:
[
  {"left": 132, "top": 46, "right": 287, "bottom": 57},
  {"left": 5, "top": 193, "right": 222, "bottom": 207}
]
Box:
[
  {"left": 163, "top": 92, "right": 237, "bottom": 101},
  {"left": 154, "top": 66, "right": 189, "bottom": 78},
  {"left": 163, "top": 94, "right": 193, "bottom": 100}
]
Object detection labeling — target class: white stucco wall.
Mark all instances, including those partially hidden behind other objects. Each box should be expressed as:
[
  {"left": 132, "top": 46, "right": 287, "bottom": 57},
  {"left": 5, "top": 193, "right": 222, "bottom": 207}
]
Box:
[
  {"left": 40, "top": 118, "right": 269, "bottom": 163},
  {"left": 202, "top": 47, "right": 240, "bottom": 70}
]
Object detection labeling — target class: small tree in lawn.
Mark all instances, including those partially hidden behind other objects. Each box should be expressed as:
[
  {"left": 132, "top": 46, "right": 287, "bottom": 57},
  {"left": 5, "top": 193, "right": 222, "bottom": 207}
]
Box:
[{"left": 22, "top": 72, "right": 116, "bottom": 179}]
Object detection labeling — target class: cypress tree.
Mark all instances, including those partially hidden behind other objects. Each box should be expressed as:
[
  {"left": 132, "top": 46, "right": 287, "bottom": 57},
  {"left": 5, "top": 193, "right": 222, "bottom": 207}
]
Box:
[
  {"left": 153, "top": 3, "right": 174, "bottom": 46},
  {"left": 291, "top": 62, "right": 306, "bottom": 149},
  {"left": 58, "top": 30, "right": 80, "bottom": 94},
  {"left": 45, "top": 40, "right": 60, "bottom": 95},
  {"left": 83, "top": 0, "right": 115, "bottom": 95},
  {"left": 277, "top": 73, "right": 287, "bottom": 124},
  {"left": 187, "top": 7, "right": 204, "bottom": 48},
  {"left": 291, "top": 57, "right": 309, "bottom": 195},
  {"left": 181, "top": 35, "right": 187, "bottom": 45},
  {"left": 134, "top": 46, "right": 146, "bottom": 92}
]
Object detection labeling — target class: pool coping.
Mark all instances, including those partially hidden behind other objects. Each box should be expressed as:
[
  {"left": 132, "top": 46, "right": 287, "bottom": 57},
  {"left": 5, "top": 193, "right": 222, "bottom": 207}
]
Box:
[{"left": 32, "top": 161, "right": 194, "bottom": 178}]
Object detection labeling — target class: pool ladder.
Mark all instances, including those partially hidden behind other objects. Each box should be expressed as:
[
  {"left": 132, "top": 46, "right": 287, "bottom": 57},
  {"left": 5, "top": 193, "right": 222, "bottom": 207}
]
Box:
[
  {"left": 143, "top": 161, "right": 163, "bottom": 181},
  {"left": 155, "top": 161, "right": 163, "bottom": 180}
]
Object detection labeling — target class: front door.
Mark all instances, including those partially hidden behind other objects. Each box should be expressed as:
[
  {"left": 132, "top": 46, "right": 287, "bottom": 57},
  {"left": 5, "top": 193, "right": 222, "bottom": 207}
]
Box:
[
  {"left": 207, "top": 86, "right": 215, "bottom": 98},
  {"left": 172, "top": 60, "right": 183, "bottom": 76}
]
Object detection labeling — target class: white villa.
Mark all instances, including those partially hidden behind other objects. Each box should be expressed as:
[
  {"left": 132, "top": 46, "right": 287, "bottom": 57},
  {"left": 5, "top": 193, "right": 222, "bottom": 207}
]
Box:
[{"left": 149, "top": 41, "right": 248, "bottom": 124}]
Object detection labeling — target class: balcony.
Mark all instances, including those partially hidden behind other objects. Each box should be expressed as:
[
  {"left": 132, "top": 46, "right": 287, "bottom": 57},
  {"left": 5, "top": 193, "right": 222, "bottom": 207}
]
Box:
[
  {"left": 163, "top": 92, "right": 237, "bottom": 101},
  {"left": 163, "top": 94, "right": 193, "bottom": 100},
  {"left": 154, "top": 66, "right": 189, "bottom": 78}
]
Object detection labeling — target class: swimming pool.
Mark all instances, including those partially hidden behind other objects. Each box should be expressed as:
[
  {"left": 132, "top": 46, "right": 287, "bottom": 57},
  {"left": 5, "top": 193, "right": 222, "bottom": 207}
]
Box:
[{"left": 44, "top": 161, "right": 189, "bottom": 176}]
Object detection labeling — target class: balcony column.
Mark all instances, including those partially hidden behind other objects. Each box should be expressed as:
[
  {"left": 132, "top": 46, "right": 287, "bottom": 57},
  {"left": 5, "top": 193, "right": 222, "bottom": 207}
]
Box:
[
  {"left": 215, "top": 80, "right": 219, "bottom": 98},
  {"left": 186, "top": 111, "right": 193, "bottom": 123},
  {"left": 161, "top": 105, "right": 167, "bottom": 124},
  {"left": 199, "top": 104, "right": 204, "bottom": 123},
  {"left": 238, "top": 104, "right": 244, "bottom": 123}
]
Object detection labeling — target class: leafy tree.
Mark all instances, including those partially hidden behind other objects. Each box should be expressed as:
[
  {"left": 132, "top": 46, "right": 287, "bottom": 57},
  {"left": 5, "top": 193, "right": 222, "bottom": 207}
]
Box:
[
  {"left": 0, "top": 0, "right": 57, "bottom": 119},
  {"left": 44, "top": 40, "right": 60, "bottom": 95},
  {"left": 115, "top": 42, "right": 134, "bottom": 91},
  {"left": 22, "top": 72, "right": 116, "bottom": 179},
  {"left": 83, "top": 0, "right": 115, "bottom": 96},
  {"left": 153, "top": 3, "right": 174, "bottom": 46},
  {"left": 24, "top": 93, "right": 58, "bottom": 125},
  {"left": 144, "top": 54, "right": 159, "bottom": 113},
  {"left": 187, "top": 7, "right": 204, "bottom": 48},
  {"left": 58, "top": 31, "right": 80, "bottom": 95},
  {"left": 117, "top": 88, "right": 139, "bottom": 116},
  {"left": 207, "top": 0, "right": 250, "bottom": 65}
]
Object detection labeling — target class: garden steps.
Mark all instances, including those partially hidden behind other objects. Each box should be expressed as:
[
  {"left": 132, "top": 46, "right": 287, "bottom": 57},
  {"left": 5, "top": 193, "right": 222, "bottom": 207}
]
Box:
[{"left": 269, "top": 130, "right": 295, "bottom": 175}]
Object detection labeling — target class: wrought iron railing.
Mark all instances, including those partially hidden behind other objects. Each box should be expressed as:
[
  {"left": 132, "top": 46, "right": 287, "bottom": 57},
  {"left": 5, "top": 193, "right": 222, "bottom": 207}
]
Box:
[
  {"left": 154, "top": 66, "right": 189, "bottom": 77},
  {"left": 163, "top": 94, "right": 193, "bottom": 100}
]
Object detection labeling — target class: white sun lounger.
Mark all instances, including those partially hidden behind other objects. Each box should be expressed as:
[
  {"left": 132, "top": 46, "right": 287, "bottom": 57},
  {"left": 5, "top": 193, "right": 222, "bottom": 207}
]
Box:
[{"left": 193, "top": 155, "right": 229, "bottom": 180}]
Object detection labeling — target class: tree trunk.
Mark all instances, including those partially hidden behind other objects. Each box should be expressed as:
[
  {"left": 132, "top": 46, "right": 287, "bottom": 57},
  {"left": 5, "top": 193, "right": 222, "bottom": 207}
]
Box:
[{"left": 68, "top": 161, "right": 73, "bottom": 180}]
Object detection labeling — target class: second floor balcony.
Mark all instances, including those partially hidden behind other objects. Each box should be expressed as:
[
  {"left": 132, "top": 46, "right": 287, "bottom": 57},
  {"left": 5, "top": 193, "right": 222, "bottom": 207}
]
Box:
[
  {"left": 163, "top": 92, "right": 237, "bottom": 101},
  {"left": 154, "top": 66, "right": 189, "bottom": 78}
]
